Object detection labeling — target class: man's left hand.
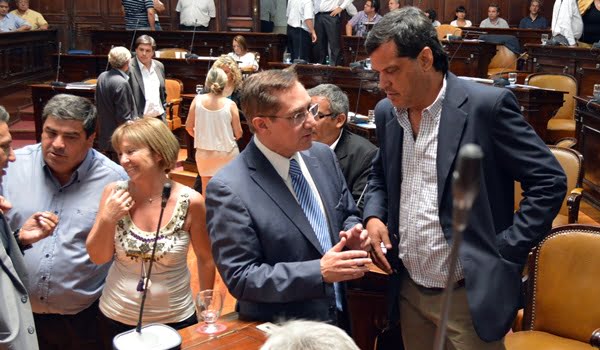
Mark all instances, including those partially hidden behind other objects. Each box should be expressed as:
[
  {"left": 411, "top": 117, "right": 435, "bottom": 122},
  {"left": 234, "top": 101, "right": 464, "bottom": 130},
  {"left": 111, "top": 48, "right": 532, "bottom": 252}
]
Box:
[
  {"left": 339, "top": 223, "right": 371, "bottom": 251},
  {"left": 19, "top": 211, "right": 59, "bottom": 245},
  {"left": 330, "top": 7, "right": 343, "bottom": 16}
]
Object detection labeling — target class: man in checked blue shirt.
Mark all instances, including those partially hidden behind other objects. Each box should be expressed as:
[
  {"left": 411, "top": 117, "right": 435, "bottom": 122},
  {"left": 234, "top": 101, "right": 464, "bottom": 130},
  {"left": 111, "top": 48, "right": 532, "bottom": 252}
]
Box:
[{"left": 2, "top": 94, "right": 127, "bottom": 350}]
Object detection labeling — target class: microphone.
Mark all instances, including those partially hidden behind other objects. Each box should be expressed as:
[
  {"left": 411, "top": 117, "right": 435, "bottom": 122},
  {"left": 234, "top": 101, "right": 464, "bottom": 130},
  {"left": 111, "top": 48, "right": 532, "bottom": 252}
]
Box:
[
  {"left": 492, "top": 52, "right": 527, "bottom": 87},
  {"left": 185, "top": 20, "right": 200, "bottom": 59},
  {"left": 51, "top": 42, "right": 66, "bottom": 87},
  {"left": 433, "top": 144, "right": 483, "bottom": 350},
  {"left": 460, "top": 29, "right": 487, "bottom": 39},
  {"left": 113, "top": 181, "right": 181, "bottom": 350},
  {"left": 129, "top": 19, "right": 141, "bottom": 53}
]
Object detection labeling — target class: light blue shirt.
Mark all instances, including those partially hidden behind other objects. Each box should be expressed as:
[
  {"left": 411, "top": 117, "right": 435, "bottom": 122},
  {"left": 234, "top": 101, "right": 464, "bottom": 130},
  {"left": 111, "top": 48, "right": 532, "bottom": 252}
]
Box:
[
  {"left": 0, "top": 13, "right": 30, "bottom": 32},
  {"left": 2, "top": 144, "right": 127, "bottom": 315}
]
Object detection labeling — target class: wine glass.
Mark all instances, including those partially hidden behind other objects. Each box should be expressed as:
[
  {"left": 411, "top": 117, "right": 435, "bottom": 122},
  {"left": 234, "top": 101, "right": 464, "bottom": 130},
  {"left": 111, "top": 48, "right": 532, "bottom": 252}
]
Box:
[
  {"left": 508, "top": 72, "right": 517, "bottom": 86},
  {"left": 541, "top": 33, "right": 549, "bottom": 45},
  {"left": 195, "top": 289, "right": 226, "bottom": 334}
]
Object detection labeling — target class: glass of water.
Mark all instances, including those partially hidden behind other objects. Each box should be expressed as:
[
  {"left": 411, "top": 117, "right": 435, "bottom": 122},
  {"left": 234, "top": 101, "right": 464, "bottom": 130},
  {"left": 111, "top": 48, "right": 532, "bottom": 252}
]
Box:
[
  {"left": 196, "top": 84, "right": 204, "bottom": 95},
  {"left": 195, "top": 289, "right": 226, "bottom": 334},
  {"left": 368, "top": 110, "right": 375, "bottom": 123},
  {"left": 283, "top": 52, "right": 291, "bottom": 64},
  {"left": 365, "top": 58, "right": 372, "bottom": 70},
  {"left": 508, "top": 72, "right": 517, "bottom": 86},
  {"left": 594, "top": 84, "right": 600, "bottom": 99},
  {"left": 541, "top": 34, "right": 549, "bottom": 45}
]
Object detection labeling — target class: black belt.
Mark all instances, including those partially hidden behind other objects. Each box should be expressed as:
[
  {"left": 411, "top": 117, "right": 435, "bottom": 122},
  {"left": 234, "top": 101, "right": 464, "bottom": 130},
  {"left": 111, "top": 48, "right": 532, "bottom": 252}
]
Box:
[{"left": 410, "top": 277, "right": 465, "bottom": 294}]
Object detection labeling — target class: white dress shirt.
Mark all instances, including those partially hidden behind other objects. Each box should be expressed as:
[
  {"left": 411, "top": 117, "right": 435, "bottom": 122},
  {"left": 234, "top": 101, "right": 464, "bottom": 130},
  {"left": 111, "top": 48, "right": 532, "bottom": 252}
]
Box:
[
  {"left": 137, "top": 58, "right": 165, "bottom": 117},
  {"left": 260, "top": 0, "right": 277, "bottom": 21},
  {"left": 552, "top": 0, "right": 583, "bottom": 46},
  {"left": 176, "top": 0, "right": 216, "bottom": 27},
  {"left": 315, "top": 0, "right": 351, "bottom": 13},
  {"left": 287, "top": 0, "right": 314, "bottom": 32}
]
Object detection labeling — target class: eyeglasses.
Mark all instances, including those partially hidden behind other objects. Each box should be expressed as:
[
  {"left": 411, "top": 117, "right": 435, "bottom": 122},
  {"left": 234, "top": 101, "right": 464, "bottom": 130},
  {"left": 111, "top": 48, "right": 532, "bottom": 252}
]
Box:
[
  {"left": 269, "top": 103, "right": 319, "bottom": 125},
  {"left": 314, "top": 112, "right": 337, "bottom": 121}
]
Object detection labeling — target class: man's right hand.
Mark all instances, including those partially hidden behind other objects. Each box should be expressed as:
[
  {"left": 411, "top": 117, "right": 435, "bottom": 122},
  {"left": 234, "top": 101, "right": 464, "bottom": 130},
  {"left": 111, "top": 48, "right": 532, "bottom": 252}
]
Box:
[
  {"left": 366, "top": 218, "right": 393, "bottom": 274},
  {"left": 321, "top": 237, "right": 371, "bottom": 283}
]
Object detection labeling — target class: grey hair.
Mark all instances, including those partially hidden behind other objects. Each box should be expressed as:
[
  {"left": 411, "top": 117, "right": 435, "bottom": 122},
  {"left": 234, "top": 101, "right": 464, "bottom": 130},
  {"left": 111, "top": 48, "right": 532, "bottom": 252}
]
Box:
[
  {"left": 42, "top": 94, "right": 97, "bottom": 137},
  {"left": 260, "top": 320, "right": 360, "bottom": 350},
  {"left": 307, "top": 84, "right": 349, "bottom": 116},
  {"left": 0, "top": 106, "right": 9, "bottom": 124},
  {"left": 108, "top": 46, "right": 131, "bottom": 69},
  {"left": 365, "top": 6, "right": 448, "bottom": 74}
]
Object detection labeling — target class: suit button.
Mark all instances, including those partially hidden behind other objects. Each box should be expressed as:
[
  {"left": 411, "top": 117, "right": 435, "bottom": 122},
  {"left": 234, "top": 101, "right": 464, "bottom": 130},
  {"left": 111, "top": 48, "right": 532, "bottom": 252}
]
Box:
[
  {"left": 27, "top": 326, "right": 35, "bottom": 334},
  {"left": 21, "top": 295, "right": 28, "bottom": 303}
]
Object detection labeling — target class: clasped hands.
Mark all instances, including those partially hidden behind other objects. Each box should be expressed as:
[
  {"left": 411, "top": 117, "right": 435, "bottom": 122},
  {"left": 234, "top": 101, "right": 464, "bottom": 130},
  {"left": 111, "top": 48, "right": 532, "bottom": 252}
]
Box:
[{"left": 320, "top": 223, "right": 372, "bottom": 283}]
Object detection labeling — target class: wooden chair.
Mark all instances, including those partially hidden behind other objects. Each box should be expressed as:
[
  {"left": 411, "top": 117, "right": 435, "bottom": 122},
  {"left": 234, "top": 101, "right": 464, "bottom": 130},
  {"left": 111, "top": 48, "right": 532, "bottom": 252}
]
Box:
[
  {"left": 156, "top": 48, "right": 189, "bottom": 59},
  {"left": 505, "top": 225, "right": 600, "bottom": 350},
  {"left": 436, "top": 24, "right": 462, "bottom": 41},
  {"left": 514, "top": 145, "right": 584, "bottom": 226},
  {"left": 164, "top": 78, "right": 183, "bottom": 130},
  {"left": 83, "top": 78, "right": 97, "bottom": 84},
  {"left": 487, "top": 45, "right": 518, "bottom": 78},
  {"left": 525, "top": 73, "right": 578, "bottom": 143}
]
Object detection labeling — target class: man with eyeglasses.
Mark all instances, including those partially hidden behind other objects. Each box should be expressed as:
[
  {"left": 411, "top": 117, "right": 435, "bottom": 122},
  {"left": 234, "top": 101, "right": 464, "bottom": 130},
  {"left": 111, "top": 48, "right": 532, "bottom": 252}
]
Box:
[
  {"left": 205, "top": 69, "right": 372, "bottom": 329},
  {"left": 307, "top": 84, "right": 377, "bottom": 213}
]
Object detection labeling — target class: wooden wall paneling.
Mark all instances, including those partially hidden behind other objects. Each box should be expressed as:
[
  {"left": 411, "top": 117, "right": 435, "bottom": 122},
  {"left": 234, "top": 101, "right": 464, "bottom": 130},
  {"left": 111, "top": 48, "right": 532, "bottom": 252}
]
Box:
[{"left": 219, "top": 0, "right": 259, "bottom": 32}]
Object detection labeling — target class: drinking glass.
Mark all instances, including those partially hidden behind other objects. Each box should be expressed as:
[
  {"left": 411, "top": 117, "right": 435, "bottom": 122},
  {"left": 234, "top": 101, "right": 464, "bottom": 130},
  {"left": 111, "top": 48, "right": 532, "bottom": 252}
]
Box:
[
  {"left": 367, "top": 110, "right": 375, "bottom": 123},
  {"left": 541, "top": 33, "right": 549, "bottom": 45},
  {"left": 508, "top": 72, "right": 517, "bottom": 85},
  {"left": 195, "top": 289, "right": 226, "bottom": 334},
  {"left": 365, "top": 58, "right": 372, "bottom": 70},
  {"left": 283, "top": 52, "right": 292, "bottom": 64},
  {"left": 594, "top": 84, "right": 600, "bottom": 99},
  {"left": 196, "top": 84, "right": 204, "bottom": 95}
]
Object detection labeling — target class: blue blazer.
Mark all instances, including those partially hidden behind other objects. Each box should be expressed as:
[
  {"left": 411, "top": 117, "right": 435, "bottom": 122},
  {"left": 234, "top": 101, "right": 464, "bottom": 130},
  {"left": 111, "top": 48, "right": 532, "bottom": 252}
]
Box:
[
  {"left": 206, "top": 139, "right": 361, "bottom": 323},
  {"left": 363, "top": 73, "right": 567, "bottom": 341}
]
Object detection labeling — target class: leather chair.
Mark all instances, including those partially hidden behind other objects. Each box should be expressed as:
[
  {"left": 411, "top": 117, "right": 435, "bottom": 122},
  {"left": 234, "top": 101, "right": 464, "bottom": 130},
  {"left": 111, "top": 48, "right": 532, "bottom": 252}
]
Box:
[
  {"left": 156, "top": 48, "right": 189, "bottom": 59},
  {"left": 505, "top": 224, "right": 600, "bottom": 350},
  {"left": 525, "top": 73, "right": 578, "bottom": 143},
  {"left": 164, "top": 78, "right": 183, "bottom": 130},
  {"left": 487, "top": 45, "right": 518, "bottom": 78},
  {"left": 436, "top": 24, "right": 462, "bottom": 40},
  {"left": 514, "top": 145, "right": 584, "bottom": 226},
  {"left": 83, "top": 78, "right": 97, "bottom": 84}
]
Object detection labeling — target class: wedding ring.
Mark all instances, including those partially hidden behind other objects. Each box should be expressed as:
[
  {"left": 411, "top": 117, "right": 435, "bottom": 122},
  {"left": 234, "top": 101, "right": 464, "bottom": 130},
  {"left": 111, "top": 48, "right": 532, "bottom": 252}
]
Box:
[{"left": 126, "top": 201, "right": 132, "bottom": 207}]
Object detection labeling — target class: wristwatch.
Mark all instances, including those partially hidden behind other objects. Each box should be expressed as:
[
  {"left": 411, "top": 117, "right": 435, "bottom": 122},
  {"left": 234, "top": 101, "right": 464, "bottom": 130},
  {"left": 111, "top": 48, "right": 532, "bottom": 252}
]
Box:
[{"left": 13, "top": 228, "right": 33, "bottom": 252}]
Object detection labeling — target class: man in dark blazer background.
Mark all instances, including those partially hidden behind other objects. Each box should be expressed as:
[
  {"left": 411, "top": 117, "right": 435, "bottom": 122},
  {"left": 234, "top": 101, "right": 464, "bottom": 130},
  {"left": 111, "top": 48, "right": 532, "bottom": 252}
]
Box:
[
  {"left": 206, "top": 69, "right": 372, "bottom": 328},
  {"left": 129, "top": 35, "right": 166, "bottom": 122},
  {"left": 0, "top": 106, "right": 57, "bottom": 350},
  {"left": 363, "top": 7, "right": 566, "bottom": 349},
  {"left": 307, "top": 84, "right": 377, "bottom": 213}
]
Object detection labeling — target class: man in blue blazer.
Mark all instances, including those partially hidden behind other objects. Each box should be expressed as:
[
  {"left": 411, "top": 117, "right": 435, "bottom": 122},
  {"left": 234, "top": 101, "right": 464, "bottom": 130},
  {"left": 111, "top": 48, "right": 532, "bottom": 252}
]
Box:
[
  {"left": 206, "top": 69, "right": 372, "bottom": 327},
  {"left": 363, "top": 7, "right": 566, "bottom": 349}
]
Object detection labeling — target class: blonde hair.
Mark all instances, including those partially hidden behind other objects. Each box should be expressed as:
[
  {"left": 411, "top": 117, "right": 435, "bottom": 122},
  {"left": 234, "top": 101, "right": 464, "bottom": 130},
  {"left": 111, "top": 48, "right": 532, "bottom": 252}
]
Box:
[
  {"left": 205, "top": 67, "right": 228, "bottom": 95},
  {"left": 108, "top": 46, "right": 131, "bottom": 69},
  {"left": 211, "top": 55, "right": 242, "bottom": 91},
  {"left": 111, "top": 118, "right": 179, "bottom": 172}
]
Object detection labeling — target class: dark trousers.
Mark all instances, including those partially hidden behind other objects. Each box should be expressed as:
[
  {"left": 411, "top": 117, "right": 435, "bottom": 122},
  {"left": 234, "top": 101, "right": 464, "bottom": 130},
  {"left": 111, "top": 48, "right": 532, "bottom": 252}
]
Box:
[
  {"left": 314, "top": 13, "right": 342, "bottom": 65},
  {"left": 261, "top": 20, "right": 274, "bottom": 33},
  {"left": 33, "top": 300, "right": 103, "bottom": 350},
  {"left": 286, "top": 25, "right": 311, "bottom": 62},
  {"left": 98, "top": 311, "right": 197, "bottom": 350}
]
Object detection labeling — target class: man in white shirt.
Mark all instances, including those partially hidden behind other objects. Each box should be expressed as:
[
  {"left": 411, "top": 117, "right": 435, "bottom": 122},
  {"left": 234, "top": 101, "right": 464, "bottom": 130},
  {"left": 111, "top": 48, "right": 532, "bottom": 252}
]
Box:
[
  {"left": 176, "top": 0, "right": 215, "bottom": 31},
  {"left": 479, "top": 3, "right": 509, "bottom": 28},
  {"left": 551, "top": 0, "right": 583, "bottom": 46},
  {"left": 260, "top": 0, "right": 277, "bottom": 32},
  {"left": 314, "top": 0, "right": 352, "bottom": 65},
  {"left": 129, "top": 35, "right": 166, "bottom": 122},
  {"left": 287, "top": 0, "right": 317, "bottom": 62}
]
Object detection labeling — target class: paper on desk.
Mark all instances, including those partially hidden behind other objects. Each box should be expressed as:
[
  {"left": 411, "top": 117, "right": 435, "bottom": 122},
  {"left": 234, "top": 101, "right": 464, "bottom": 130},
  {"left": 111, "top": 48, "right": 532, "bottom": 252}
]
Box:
[{"left": 65, "top": 82, "right": 95, "bottom": 90}]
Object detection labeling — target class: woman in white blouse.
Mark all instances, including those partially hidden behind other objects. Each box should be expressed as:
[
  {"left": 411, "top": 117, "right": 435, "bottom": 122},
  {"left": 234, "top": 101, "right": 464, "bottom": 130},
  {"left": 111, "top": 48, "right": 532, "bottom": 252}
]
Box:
[
  {"left": 450, "top": 6, "right": 473, "bottom": 27},
  {"left": 227, "top": 35, "right": 259, "bottom": 71}
]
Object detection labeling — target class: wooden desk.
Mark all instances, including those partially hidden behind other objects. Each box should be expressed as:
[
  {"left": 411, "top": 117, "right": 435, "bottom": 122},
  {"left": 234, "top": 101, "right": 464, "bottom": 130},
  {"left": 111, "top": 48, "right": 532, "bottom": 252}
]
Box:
[
  {"left": 179, "top": 313, "right": 266, "bottom": 350},
  {"left": 89, "top": 30, "right": 287, "bottom": 70},
  {"left": 0, "top": 29, "right": 57, "bottom": 96},
  {"left": 468, "top": 27, "right": 550, "bottom": 49},
  {"left": 525, "top": 44, "right": 600, "bottom": 97},
  {"left": 574, "top": 96, "right": 600, "bottom": 209},
  {"left": 56, "top": 54, "right": 215, "bottom": 94},
  {"left": 341, "top": 37, "right": 496, "bottom": 79}
]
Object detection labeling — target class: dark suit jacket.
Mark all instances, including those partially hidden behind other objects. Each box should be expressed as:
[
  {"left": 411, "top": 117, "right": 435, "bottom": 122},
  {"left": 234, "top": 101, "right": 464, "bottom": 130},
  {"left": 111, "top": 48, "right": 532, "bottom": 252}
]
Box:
[
  {"left": 363, "top": 73, "right": 566, "bottom": 341},
  {"left": 0, "top": 214, "right": 38, "bottom": 349},
  {"left": 95, "top": 68, "right": 137, "bottom": 151},
  {"left": 129, "top": 58, "right": 166, "bottom": 121},
  {"left": 334, "top": 129, "right": 377, "bottom": 212},
  {"left": 206, "top": 139, "right": 361, "bottom": 323}
]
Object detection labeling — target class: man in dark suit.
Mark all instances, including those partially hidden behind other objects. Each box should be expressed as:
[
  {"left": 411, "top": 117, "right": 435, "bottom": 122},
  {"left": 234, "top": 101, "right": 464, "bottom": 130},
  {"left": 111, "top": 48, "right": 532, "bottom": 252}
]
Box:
[
  {"left": 363, "top": 8, "right": 566, "bottom": 349},
  {"left": 95, "top": 46, "right": 137, "bottom": 161},
  {"left": 206, "top": 69, "right": 372, "bottom": 327},
  {"left": 129, "top": 35, "right": 166, "bottom": 122},
  {"left": 307, "top": 84, "right": 377, "bottom": 212},
  {"left": 0, "top": 106, "right": 57, "bottom": 350}
]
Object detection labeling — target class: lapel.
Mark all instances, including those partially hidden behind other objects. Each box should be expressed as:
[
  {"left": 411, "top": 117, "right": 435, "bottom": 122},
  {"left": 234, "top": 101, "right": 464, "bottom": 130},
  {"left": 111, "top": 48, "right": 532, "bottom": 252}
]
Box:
[
  {"left": 131, "top": 58, "right": 145, "bottom": 94},
  {"left": 0, "top": 214, "right": 28, "bottom": 294},
  {"left": 334, "top": 129, "right": 349, "bottom": 162},
  {"left": 153, "top": 60, "right": 165, "bottom": 91},
  {"left": 245, "top": 141, "right": 325, "bottom": 254},
  {"left": 385, "top": 109, "right": 404, "bottom": 224},
  {"left": 436, "top": 73, "right": 469, "bottom": 206}
]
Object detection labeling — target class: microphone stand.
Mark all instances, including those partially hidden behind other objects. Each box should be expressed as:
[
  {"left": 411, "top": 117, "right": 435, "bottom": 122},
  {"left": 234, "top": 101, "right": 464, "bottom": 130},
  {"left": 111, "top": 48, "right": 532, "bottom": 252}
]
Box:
[
  {"left": 129, "top": 19, "right": 141, "bottom": 53},
  {"left": 51, "top": 42, "right": 66, "bottom": 87},
  {"left": 185, "top": 20, "right": 200, "bottom": 59}
]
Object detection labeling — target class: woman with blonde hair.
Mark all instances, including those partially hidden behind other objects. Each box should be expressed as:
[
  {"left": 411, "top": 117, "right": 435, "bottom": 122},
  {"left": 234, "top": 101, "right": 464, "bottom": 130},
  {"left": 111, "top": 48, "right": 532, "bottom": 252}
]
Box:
[
  {"left": 186, "top": 67, "right": 243, "bottom": 193},
  {"left": 86, "top": 118, "right": 215, "bottom": 346},
  {"left": 211, "top": 55, "right": 243, "bottom": 98}
]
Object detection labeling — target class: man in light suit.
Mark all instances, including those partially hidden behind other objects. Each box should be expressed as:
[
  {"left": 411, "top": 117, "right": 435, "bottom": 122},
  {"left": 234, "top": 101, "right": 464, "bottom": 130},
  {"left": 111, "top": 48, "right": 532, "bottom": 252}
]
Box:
[
  {"left": 307, "top": 84, "right": 377, "bottom": 213},
  {"left": 129, "top": 35, "right": 166, "bottom": 122},
  {"left": 363, "top": 8, "right": 566, "bottom": 349},
  {"left": 206, "top": 69, "right": 371, "bottom": 328},
  {"left": 0, "top": 106, "right": 57, "bottom": 350},
  {"left": 95, "top": 46, "right": 137, "bottom": 161}
]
